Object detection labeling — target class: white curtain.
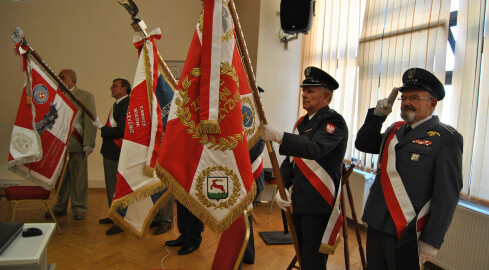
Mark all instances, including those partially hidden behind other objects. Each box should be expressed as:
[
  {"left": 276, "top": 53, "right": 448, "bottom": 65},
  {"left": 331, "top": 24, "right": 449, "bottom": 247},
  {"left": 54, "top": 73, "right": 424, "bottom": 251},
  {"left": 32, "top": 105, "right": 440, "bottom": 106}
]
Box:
[
  {"left": 457, "top": 0, "right": 489, "bottom": 203},
  {"left": 356, "top": 0, "right": 451, "bottom": 171},
  {"left": 301, "top": 0, "right": 367, "bottom": 162}
]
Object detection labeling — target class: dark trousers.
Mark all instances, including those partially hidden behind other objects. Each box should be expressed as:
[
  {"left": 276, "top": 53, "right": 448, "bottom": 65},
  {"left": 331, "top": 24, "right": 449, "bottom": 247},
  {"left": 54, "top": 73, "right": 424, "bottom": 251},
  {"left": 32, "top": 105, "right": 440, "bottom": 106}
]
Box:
[
  {"left": 293, "top": 213, "right": 330, "bottom": 270},
  {"left": 176, "top": 201, "right": 203, "bottom": 248},
  {"left": 154, "top": 195, "right": 175, "bottom": 225},
  {"left": 366, "top": 226, "right": 420, "bottom": 270},
  {"left": 102, "top": 157, "right": 118, "bottom": 207}
]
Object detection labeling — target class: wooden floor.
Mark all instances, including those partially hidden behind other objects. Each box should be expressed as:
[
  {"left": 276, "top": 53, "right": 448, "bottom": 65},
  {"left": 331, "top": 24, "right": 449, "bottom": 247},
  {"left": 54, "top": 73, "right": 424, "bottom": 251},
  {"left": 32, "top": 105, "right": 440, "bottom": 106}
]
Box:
[{"left": 0, "top": 188, "right": 367, "bottom": 270}]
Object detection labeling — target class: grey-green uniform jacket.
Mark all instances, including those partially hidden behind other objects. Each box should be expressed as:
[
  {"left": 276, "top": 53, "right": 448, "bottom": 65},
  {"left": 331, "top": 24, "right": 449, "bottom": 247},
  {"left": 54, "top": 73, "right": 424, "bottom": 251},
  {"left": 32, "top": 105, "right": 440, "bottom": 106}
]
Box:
[
  {"left": 67, "top": 87, "right": 97, "bottom": 152},
  {"left": 355, "top": 108, "right": 463, "bottom": 249}
]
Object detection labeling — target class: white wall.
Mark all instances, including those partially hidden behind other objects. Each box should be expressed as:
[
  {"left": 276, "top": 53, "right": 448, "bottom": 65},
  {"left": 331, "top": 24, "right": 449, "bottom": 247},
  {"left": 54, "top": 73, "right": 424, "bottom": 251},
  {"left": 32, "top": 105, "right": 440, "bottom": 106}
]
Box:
[
  {"left": 256, "top": 0, "right": 302, "bottom": 168},
  {"left": 0, "top": 0, "right": 302, "bottom": 187}
]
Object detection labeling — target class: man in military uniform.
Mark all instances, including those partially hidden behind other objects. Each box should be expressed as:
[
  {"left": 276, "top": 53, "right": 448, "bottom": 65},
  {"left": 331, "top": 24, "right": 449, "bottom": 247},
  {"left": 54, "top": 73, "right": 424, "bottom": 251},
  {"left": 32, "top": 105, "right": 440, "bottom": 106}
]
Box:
[
  {"left": 46, "top": 69, "right": 97, "bottom": 220},
  {"left": 262, "top": 66, "right": 348, "bottom": 270},
  {"left": 355, "top": 68, "right": 463, "bottom": 269}
]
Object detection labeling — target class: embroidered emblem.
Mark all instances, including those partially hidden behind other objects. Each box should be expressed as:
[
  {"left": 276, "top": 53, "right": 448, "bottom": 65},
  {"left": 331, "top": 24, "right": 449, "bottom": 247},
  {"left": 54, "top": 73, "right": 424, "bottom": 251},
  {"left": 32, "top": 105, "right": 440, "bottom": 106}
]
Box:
[
  {"left": 407, "top": 68, "right": 416, "bottom": 79},
  {"left": 35, "top": 102, "right": 59, "bottom": 135},
  {"left": 305, "top": 67, "right": 312, "bottom": 76},
  {"left": 325, "top": 123, "right": 336, "bottom": 134},
  {"left": 427, "top": 131, "right": 440, "bottom": 137},
  {"left": 412, "top": 139, "right": 432, "bottom": 146},
  {"left": 175, "top": 66, "right": 244, "bottom": 151},
  {"left": 207, "top": 177, "right": 228, "bottom": 201},
  {"left": 32, "top": 84, "right": 49, "bottom": 104},
  {"left": 411, "top": 153, "right": 420, "bottom": 161},
  {"left": 11, "top": 132, "right": 33, "bottom": 154},
  {"left": 195, "top": 165, "right": 241, "bottom": 209},
  {"left": 241, "top": 96, "right": 257, "bottom": 137}
]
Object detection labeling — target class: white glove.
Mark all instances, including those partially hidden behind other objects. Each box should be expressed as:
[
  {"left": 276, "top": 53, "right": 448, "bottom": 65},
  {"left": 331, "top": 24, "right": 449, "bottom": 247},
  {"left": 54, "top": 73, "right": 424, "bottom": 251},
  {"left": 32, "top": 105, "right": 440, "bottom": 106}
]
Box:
[
  {"left": 275, "top": 188, "right": 292, "bottom": 211},
  {"left": 92, "top": 117, "right": 103, "bottom": 129},
  {"left": 418, "top": 240, "right": 438, "bottom": 264},
  {"left": 84, "top": 146, "right": 94, "bottom": 159},
  {"left": 262, "top": 123, "right": 284, "bottom": 144},
  {"left": 374, "top": 87, "right": 399, "bottom": 116}
]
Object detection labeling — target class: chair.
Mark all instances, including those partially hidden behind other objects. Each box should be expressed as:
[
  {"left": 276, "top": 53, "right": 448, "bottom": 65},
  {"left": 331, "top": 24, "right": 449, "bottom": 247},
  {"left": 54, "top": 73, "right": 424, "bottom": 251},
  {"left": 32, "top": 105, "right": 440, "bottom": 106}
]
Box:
[
  {"left": 5, "top": 154, "right": 68, "bottom": 234},
  {"left": 212, "top": 210, "right": 251, "bottom": 270}
]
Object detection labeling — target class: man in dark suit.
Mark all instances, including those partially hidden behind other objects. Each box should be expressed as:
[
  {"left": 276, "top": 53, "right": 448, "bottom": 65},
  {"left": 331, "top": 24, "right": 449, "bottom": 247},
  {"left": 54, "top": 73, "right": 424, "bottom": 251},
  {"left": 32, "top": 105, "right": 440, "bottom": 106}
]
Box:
[
  {"left": 262, "top": 66, "right": 348, "bottom": 270},
  {"left": 93, "top": 78, "right": 131, "bottom": 235},
  {"left": 355, "top": 68, "right": 463, "bottom": 270}
]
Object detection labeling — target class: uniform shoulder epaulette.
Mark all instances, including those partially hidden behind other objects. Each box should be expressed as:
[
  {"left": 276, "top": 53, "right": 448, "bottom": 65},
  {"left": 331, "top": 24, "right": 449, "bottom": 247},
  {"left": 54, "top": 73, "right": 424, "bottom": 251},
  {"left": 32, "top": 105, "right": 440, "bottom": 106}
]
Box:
[{"left": 439, "top": 122, "right": 456, "bottom": 135}]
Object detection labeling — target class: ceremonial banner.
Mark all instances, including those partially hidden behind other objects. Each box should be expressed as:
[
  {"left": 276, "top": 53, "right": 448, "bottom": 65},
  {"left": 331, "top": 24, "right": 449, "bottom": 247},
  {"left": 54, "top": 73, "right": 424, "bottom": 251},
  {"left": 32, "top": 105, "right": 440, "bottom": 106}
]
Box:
[
  {"left": 109, "top": 28, "right": 170, "bottom": 237},
  {"left": 156, "top": 0, "right": 256, "bottom": 233},
  {"left": 8, "top": 44, "right": 77, "bottom": 190}
]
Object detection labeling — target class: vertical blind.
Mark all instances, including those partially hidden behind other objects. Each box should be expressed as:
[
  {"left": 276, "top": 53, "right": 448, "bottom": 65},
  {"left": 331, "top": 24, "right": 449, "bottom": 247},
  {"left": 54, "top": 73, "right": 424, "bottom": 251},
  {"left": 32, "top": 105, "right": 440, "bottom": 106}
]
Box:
[{"left": 302, "top": 0, "right": 489, "bottom": 206}]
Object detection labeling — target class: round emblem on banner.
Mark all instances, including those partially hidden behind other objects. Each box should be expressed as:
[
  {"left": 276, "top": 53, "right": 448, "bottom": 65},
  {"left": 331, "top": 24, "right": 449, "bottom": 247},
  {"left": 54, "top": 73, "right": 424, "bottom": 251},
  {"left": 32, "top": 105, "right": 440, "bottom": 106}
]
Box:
[
  {"left": 195, "top": 165, "right": 241, "bottom": 209},
  {"left": 32, "top": 84, "right": 49, "bottom": 104},
  {"left": 242, "top": 105, "right": 253, "bottom": 128}
]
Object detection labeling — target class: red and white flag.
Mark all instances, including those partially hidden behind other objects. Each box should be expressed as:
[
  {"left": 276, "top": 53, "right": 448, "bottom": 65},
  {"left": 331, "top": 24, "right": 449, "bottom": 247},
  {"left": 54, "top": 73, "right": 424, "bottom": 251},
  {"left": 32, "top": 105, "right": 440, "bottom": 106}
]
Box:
[
  {"left": 8, "top": 44, "right": 78, "bottom": 190},
  {"left": 156, "top": 0, "right": 256, "bottom": 233},
  {"left": 108, "top": 28, "right": 169, "bottom": 237}
]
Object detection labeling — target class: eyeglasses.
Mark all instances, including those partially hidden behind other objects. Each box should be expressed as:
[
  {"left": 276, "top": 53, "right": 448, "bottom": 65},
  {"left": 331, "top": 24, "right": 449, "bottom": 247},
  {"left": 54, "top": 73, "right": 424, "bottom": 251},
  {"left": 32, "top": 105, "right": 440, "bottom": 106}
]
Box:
[{"left": 398, "top": 95, "right": 433, "bottom": 102}]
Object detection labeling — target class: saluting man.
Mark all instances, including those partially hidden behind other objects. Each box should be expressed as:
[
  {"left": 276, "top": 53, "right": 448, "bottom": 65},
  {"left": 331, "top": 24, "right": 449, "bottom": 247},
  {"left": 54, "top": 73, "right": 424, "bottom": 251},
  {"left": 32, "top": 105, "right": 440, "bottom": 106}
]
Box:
[
  {"left": 262, "top": 66, "right": 348, "bottom": 270},
  {"left": 355, "top": 68, "right": 463, "bottom": 269}
]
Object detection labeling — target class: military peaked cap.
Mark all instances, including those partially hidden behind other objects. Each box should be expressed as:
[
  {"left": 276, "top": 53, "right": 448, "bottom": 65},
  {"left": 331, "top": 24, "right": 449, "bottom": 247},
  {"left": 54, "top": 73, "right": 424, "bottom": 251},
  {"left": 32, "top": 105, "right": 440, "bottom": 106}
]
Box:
[
  {"left": 399, "top": 68, "right": 445, "bottom": 100},
  {"left": 300, "top": 66, "right": 339, "bottom": 91}
]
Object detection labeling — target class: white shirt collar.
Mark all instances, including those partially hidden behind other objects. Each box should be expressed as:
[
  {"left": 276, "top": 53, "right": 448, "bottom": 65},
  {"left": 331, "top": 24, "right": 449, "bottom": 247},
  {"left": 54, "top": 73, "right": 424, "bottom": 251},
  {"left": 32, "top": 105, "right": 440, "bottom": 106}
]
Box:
[
  {"left": 411, "top": 115, "right": 433, "bottom": 129},
  {"left": 116, "top": 95, "right": 128, "bottom": 104}
]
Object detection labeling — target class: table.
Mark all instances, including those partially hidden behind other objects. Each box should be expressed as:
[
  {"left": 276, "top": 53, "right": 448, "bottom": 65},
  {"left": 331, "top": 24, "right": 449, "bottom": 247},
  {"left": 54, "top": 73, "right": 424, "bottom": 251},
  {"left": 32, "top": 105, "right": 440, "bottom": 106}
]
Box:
[{"left": 0, "top": 223, "right": 55, "bottom": 270}]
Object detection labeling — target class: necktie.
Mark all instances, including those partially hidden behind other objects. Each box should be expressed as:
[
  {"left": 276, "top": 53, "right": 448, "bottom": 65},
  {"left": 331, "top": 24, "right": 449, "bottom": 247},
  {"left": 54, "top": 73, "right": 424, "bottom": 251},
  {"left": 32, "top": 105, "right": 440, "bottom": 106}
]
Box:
[{"left": 303, "top": 115, "right": 309, "bottom": 125}]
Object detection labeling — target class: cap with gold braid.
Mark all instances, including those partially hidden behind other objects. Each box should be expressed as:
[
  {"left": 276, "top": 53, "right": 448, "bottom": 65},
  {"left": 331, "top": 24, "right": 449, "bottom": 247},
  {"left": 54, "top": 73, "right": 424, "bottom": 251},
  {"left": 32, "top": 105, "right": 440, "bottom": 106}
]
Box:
[{"left": 300, "top": 66, "right": 339, "bottom": 91}]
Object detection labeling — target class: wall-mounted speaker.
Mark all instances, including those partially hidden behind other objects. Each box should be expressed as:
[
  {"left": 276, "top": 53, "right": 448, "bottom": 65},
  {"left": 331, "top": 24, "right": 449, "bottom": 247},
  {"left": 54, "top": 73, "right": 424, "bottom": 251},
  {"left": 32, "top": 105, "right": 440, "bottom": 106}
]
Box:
[{"left": 280, "top": 0, "right": 315, "bottom": 34}]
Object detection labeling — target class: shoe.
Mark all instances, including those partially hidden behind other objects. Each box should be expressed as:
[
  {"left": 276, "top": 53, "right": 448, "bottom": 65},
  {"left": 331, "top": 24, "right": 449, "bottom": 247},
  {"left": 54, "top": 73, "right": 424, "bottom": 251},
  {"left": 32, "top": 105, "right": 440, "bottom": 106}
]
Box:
[
  {"left": 153, "top": 223, "right": 172, "bottom": 235},
  {"left": 99, "top": 217, "right": 114, "bottom": 224},
  {"left": 45, "top": 211, "right": 66, "bottom": 219},
  {"left": 106, "top": 225, "right": 123, "bottom": 235},
  {"left": 74, "top": 212, "right": 85, "bottom": 220},
  {"left": 178, "top": 245, "right": 199, "bottom": 255},
  {"left": 165, "top": 237, "right": 185, "bottom": 247}
]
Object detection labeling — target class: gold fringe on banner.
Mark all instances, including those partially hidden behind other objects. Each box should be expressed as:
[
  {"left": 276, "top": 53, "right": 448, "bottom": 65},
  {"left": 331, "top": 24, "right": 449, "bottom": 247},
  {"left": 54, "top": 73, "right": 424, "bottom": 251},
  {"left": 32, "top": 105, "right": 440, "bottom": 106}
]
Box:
[
  {"left": 143, "top": 165, "right": 154, "bottom": 178},
  {"left": 155, "top": 163, "right": 256, "bottom": 234},
  {"left": 199, "top": 120, "right": 221, "bottom": 134},
  {"left": 108, "top": 188, "right": 170, "bottom": 239},
  {"left": 319, "top": 236, "right": 341, "bottom": 255}
]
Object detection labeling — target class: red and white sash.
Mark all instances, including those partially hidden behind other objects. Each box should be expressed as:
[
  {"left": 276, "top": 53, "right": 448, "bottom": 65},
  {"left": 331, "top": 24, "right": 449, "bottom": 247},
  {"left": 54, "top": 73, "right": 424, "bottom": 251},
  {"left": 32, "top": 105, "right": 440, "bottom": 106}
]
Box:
[
  {"left": 106, "top": 104, "right": 122, "bottom": 148},
  {"left": 292, "top": 117, "right": 342, "bottom": 254},
  {"left": 381, "top": 121, "right": 430, "bottom": 240}
]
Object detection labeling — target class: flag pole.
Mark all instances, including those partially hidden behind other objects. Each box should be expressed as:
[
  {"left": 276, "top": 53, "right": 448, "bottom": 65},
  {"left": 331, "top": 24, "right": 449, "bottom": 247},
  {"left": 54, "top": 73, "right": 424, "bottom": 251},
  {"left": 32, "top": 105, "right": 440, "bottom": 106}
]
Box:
[
  {"left": 118, "top": 0, "right": 178, "bottom": 89},
  {"left": 228, "top": 0, "right": 302, "bottom": 267},
  {"left": 10, "top": 27, "right": 96, "bottom": 121}
]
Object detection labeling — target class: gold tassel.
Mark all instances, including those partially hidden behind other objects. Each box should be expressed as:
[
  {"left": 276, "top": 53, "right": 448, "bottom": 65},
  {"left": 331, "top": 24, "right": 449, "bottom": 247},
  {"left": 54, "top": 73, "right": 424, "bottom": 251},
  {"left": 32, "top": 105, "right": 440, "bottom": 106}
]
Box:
[
  {"left": 199, "top": 120, "right": 221, "bottom": 134},
  {"left": 318, "top": 236, "right": 341, "bottom": 255}
]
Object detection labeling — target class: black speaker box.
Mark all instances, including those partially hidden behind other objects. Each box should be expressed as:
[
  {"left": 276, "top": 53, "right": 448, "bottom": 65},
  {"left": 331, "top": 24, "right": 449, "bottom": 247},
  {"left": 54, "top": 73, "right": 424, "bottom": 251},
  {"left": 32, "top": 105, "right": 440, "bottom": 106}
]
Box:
[{"left": 280, "top": 0, "right": 315, "bottom": 34}]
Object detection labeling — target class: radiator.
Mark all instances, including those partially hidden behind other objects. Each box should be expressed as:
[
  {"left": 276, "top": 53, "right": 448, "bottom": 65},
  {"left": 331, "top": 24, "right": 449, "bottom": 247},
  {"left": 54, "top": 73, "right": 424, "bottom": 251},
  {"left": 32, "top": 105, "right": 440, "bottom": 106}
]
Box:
[
  {"left": 343, "top": 169, "right": 374, "bottom": 226},
  {"left": 431, "top": 203, "right": 489, "bottom": 270}
]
